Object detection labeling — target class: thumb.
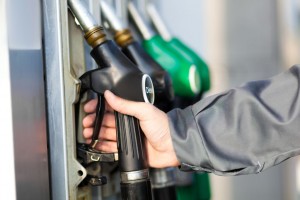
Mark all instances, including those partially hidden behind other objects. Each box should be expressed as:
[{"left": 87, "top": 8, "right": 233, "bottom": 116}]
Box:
[{"left": 104, "top": 90, "right": 150, "bottom": 120}]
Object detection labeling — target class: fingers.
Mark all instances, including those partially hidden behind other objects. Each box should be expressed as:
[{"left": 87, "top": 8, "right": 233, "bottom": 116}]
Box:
[
  {"left": 86, "top": 139, "right": 117, "bottom": 152},
  {"left": 82, "top": 113, "right": 96, "bottom": 128},
  {"left": 83, "top": 127, "right": 116, "bottom": 141},
  {"left": 105, "top": 101, "right": 113, "bottom": 112},
  {"left": 82, "top": 112, "right": 115, "bottom": 128},
  {"left": 104, "top": 90, "right": 154, "bottom": 121},
  {"left": 84, "top": 99, "right": 98, "bottom": 113},
  {"left": 84, "top": 98, "right": 114, "bottom": 113}
]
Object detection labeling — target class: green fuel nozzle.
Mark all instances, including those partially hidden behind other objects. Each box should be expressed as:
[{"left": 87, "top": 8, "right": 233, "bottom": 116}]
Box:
[
  {"left": 68, "top": 0, "right": 153, "bottom": 199},
  {"left": 100, "top": 0, "right": 174, "bottom": 110},
  {"left": 128, "top": 2, "right": 201, "bottom": 98},
  {"left": 146, "top": 3, "right": 211, "bottom": 93}
]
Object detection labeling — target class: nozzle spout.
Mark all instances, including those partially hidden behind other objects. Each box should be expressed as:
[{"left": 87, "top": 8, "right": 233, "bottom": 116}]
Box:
[
  {"left": 146, "top": 3, "right": 172, "bottom": 41},
  {"left": 128, "top": 2, "right": 155, "bottom": 40},
  {"left": 67, "top": 0, "right": 98, "bottom": 33},
  {"left": 68, "top": 0, "right": 106, "bottom": 48},
  {"left": 100, "top": 0, "right": 124, "bottom": 33}
]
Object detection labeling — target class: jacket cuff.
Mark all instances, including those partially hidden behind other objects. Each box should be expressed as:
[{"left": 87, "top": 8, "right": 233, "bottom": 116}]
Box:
[{"left": 167, "top": 107, "right": 211, "bottom": 172}]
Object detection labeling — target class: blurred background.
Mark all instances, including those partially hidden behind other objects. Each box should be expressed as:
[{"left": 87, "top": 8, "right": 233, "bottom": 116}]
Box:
[
  {"left": 156, "top": 0, "right": 300, "bottom": 199},
  {"left": 2, "top": 0, "right": 300, "bottom": 199}
]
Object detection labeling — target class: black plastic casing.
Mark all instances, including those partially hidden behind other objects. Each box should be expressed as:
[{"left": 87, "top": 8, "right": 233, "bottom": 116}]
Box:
[{"left": 122, "top": 41, "right": 174, "bottom": 112}]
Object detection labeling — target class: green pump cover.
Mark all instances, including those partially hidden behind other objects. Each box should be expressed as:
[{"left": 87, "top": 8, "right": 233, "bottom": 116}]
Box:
[
  {"left": 142, "top": 35, "right": 202, "bottom": 98},
  {"left": 167, "top": 38, "right": 211, "bottom": 92}
]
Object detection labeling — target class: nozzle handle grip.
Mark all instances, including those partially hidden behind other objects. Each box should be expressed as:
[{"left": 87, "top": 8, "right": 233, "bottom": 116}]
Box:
[{"left": 115, "top": 112, "right": 147, "bottom": 172}]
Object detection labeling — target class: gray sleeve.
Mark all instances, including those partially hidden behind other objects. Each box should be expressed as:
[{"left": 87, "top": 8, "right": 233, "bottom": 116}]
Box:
[{"left": 167, "top": 65, "right": 300, "bottom": 176}]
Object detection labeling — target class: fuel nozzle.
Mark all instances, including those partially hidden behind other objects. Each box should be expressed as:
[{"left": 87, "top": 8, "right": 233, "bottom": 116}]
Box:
[
  {"left": 68, "top": 0, "right": 154, "bottom": 199},
  {"left": 100, "top": 0, "right": 174, "bottom": 109},
  {"left": 128, "top": 2, "right": 201, "bottom": 98}
]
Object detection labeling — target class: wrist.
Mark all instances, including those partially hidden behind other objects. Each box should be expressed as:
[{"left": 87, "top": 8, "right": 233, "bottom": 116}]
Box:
[{"left": 164, "top": 132, "right": 180, "bottom": 167}]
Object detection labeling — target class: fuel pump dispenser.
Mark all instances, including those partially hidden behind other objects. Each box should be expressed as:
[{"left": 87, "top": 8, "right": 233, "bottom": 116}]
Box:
[
  {"left": 128, "top": 1, "right": 202, "bottom": 99},
  {"left": 100, "top": 1, "right": 177, "bottom": 199},
  {"left": 68, "top": 0, "right": 154, "bottom": 199}
]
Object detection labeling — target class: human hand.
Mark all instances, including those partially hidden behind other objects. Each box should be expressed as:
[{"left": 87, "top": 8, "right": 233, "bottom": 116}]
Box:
[{"left": 82, "top": 90, "right": 179, "bottom": 168}]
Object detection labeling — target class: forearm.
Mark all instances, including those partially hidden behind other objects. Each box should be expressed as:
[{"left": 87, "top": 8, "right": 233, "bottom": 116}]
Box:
[{"left": 168, "top": 65, "right": 300, "bottom": 176}]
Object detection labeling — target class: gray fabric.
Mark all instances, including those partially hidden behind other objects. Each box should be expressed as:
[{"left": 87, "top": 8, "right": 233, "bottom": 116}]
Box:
[{"left": 167, "top": 65, "right": 300, "bottom": 176}]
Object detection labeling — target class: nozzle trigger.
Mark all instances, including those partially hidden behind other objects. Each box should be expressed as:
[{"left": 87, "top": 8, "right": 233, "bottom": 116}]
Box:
[{"left": 89, "top": 94, "right": 105, "bottom": 149}]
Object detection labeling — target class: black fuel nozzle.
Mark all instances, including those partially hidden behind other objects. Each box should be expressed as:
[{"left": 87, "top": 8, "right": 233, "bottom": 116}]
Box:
[
  {"left": 68, "top": 0, "right": 154, "bottom": 199},
  {"left": 100, "top": 0, "right": 174, "bottom": 111}
]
